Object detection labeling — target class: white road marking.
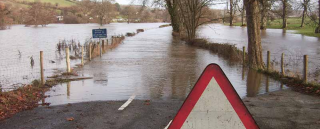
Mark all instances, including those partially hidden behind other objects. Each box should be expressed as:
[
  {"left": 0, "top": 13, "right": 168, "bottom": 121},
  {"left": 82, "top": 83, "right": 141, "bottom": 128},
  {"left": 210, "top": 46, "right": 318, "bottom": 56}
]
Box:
[
  {"left": 164, "top": 120, "right": 172, "bottom": 129},
  {"left": 118, "top": 94, "right": 136, "bottom": 111}
]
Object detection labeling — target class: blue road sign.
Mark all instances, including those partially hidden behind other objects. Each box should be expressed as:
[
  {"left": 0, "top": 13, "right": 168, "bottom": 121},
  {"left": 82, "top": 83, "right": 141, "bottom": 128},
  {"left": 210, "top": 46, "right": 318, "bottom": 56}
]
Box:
[{"left": 92, "top": 29, "right": 107, "bottom": 38}]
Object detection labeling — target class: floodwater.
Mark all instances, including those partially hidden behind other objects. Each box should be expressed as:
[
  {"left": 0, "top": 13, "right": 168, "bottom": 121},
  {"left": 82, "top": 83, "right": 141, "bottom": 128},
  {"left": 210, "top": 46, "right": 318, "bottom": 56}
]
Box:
[
  {"left": 0, "top": 23, "right": 164, "bottom": 90},
  {"left": 43, "top": 26, "right": 286, "bottom": 105},
  {"left": 199, "top": 24, "right": 320, "bottom": 80},
  {"left": 1, "top": 23, "right": 319, "bottom": 105}
]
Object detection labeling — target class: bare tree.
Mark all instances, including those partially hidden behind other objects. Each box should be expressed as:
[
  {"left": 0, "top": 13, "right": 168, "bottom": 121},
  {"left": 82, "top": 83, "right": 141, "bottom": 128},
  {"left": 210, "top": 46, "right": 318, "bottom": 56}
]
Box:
[
  {"left": 165, "top": 0, "right": 180, "bottom": 32},
  {"left": 315, "top": 0, "right": 320, "bottom": 33},
  {"left": 176, "top": 0, "right": 214, "bottom": 41},
  {"left": 259, "top": 0, "right": 273, "bottom": 30},
  {"left": 230, "top": 0, "right": 234, "bottom": 26},
  {"left": 25, "top": 2, "right": 56, "bottom": 27},
  {"left": 241, "top": 0, "right": 246, "bottom": 26},
  {"left": 0, "top": 2, "right": 9, "bottom": 30},
  {"left": 139, "top": 0, "right": 181, "bottom": 32},
  {"left": 282, "top": 0, "right": 288, "bottom": 28},
  {"left": 245, "top": 0, "right": 264, "bottom": 69},
  {"left": 77, "top": 0, "right": 95, "bottom": 23},
  {"left": 123, "top": 5, "right": 137, "bottom": 24},
  {"left": 93, "top": 0, "right": 115, "bottom": 26},
  {"left": 300, "top": 0, "right": 311, "bottom": 27},
  {"left": 0, "top": 2, "right": 15, "bottom": 30}
]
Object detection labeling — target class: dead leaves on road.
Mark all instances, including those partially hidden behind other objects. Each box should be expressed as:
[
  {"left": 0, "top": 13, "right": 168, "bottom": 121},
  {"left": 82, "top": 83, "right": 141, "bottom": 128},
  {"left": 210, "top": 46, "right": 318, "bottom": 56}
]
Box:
[
  {"left": 144, "top": 100, "right": 150, "bottom": 105},
  {"left": 66, "top": 117, "right": 74, "bottom": 121},
  {"left": 0, "top": 85, "right": 48, "bottom": 120}
]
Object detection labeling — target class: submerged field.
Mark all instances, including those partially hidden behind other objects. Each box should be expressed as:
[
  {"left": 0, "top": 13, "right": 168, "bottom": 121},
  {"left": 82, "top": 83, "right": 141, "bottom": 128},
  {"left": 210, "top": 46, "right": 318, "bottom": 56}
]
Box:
[{"left": 230, "top": 17, "right": 320, "bottom": 38}]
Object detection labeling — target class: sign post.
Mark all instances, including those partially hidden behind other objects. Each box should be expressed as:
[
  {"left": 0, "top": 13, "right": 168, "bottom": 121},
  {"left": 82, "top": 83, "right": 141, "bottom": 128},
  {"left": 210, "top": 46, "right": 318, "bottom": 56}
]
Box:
[
  {"left": 92, "top": 29, "right": 107, "bottom": 57},
  {"left": 168, "top": 64, "right": 259, "bottom": 129}
]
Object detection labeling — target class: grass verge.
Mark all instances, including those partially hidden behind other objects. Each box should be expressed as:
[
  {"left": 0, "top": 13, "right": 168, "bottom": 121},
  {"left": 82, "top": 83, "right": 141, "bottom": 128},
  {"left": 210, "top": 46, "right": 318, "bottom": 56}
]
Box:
[{"left": 228, "top": 17, "right": 320, "bottom": 38}]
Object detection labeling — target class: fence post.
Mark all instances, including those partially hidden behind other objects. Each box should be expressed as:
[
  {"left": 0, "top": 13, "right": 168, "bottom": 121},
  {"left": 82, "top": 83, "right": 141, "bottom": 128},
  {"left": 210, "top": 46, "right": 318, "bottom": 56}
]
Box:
[
  {"left": 243, "top": 46, "right": 245, "bottom": 65},
  {"left": 281, "top": 53, "right": 285, "bottom": 76},
  {"left": 40, "top": 51, "right": 45, "bottom": 86},
  {"left": 66, "top": 47, "right": 71, "bottom": 73},
  {"left": 99, "top": 40, "right": 102, "bottom": 57},
  {"left": 304, "top": 55, "right": 308, "bottom": 83},
  {"left": 107, "top": 39, "right": 108, "bottom": 46},
  {"left": 89, "top": 43, "right": 92, "bottom": 61},
  {"left": 112, "top": 37, "right": 114, "bottom": 45},
  {"left": 102, "top": 40, "right": 105, "bottom": 52},
  {"left": 267, "top": 51, "right": 270, "bottom": 72},
  {"left": 81, "top": 46, "right": 84, "bottom": 66}
]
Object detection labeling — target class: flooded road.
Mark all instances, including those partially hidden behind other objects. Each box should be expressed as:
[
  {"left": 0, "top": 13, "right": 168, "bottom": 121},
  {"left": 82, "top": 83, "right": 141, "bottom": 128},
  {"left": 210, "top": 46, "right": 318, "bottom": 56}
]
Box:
[{"left": 44, "top": 27, "right": 285, "bottom": 105}]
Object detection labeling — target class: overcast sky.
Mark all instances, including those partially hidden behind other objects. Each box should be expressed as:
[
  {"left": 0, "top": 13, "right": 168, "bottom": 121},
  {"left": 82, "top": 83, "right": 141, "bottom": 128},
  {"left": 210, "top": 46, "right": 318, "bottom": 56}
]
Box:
[{"left": 115, "top": 0, "right": 131, "bottom": 5}]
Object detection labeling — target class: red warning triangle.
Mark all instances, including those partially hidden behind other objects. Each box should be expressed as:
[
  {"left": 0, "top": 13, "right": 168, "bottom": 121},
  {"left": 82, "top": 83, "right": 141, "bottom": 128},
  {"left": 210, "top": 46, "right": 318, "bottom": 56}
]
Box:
[{"left": 168, "top": 64, "right": 259, "bottom": 129}]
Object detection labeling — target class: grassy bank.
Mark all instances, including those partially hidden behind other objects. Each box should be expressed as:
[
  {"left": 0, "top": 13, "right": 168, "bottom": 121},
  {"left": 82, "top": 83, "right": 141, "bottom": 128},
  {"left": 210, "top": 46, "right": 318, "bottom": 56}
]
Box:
[
  {"left": 181, "top": 36, "right": 320, "bottom": 96},
  {"left": 228, "top": 17, "right": 320, "bottom": 38}
]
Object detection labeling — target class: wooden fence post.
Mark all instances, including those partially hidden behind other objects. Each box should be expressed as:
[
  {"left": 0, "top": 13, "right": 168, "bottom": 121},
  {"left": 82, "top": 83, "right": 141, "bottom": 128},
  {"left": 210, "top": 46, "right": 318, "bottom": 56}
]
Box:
[
  {"left": 267, "top": 51, "right": 270, "bottom": 72},
  {"left": 304, "top": 55, "right": 308, "bottom": 83},
  {"left": 281, "top": 53, "right": 285, "bottom": 76},
  {"left": 66, "top": 47, "right": 71, "bottom": 73},
  {"left": 112, "top": 37, "right": 114, "bottom": 45},
  {"left": 102, "top": 40, "right": 105, "bottom": 52},
  {"left": 243, "top": 46, "right": 245, "bottom": 65},
  {"left": 99, "top": 40, "right": 102, "bottom": 57},
  {"left": 40, "top": 51, "right": 44, "bottom": 86},
  {"left": 89, "top": 43, "right": 92, "bottom": 61},
  {"left": 81, "top": 46, "right": 84, "bottom": 66}
]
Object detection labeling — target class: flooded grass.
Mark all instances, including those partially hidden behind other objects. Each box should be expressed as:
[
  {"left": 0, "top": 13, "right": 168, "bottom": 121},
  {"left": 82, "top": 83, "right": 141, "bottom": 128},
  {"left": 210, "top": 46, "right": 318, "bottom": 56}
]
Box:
[
  {"left": 188, "top": 38, "right": 244, "bottom": 63},
  {"left": 260, "top": 69, "right": 320, "bottom": 95},
  {"left": 159, "top": 24, "right": 171, "bottom": 28},
  {"left": 230, "top": 17, "right": 320, "bottom": 38}
]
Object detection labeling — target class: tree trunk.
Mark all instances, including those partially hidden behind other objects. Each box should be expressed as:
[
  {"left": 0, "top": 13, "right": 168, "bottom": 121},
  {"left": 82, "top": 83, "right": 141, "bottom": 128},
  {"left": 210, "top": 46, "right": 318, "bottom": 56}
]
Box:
[
  {"left": 316, "top": 0, "right": 320, "bottom": 33},
  {"left": 301, "top": 0, "right": 308, "bottom": 27},
  {"left": 241, "top": 2, "right": 245, "bottom": 26},
  {"left": 166, "top": 0, "right": 180, "bottom": 32},
  {"left": 260, "top": 1, "right": 267, "bottom": 30},
  {"left": 245, "top": 0, "right": 264, "bottom": 69},
  {"left": 301, "top": 7, "right": 306, "bottom": 27},
  {"left": 282, "top": 0, "right": 287, "bottom": 29},
  {"left": 230, "top": 0, "right": 234, "bottom": 26},
  {"left": 100, "top": 17, "right": 103, "bottom": 26}
]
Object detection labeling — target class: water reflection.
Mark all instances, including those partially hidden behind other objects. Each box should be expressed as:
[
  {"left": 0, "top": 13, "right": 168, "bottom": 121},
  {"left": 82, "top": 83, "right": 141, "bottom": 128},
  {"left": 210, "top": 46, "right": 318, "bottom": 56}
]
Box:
[
  {"left": 246, "top": 69, "right": 262, "bottom": 97},
  {"left": 266, "top": 76, "right": 269, "bottom": 93},
  {"left": 43, "top": 27, "right": 288, "bottom": 105}
]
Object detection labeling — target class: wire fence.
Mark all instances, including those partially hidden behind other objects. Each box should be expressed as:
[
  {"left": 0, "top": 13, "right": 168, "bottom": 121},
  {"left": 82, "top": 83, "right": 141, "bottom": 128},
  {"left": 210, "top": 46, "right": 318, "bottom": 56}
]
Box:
[
  {"left": 0, "top": 35, "right": 126, "bottom": 92},
  {"left": 266, "top": 51, "right": 320, "bottom": 83}
]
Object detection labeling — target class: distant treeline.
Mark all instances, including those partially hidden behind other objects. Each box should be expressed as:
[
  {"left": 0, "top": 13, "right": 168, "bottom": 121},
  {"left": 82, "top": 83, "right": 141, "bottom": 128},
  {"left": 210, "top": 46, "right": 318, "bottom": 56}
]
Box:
[{"left": 0, "top": 0, "right": 171, "bottom": 29}]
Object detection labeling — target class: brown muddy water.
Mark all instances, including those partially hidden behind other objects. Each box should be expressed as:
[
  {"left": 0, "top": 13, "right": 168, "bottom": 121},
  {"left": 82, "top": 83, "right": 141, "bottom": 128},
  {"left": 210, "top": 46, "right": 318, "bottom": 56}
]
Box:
[
  {"left": 0, "top": 23, "right": 164, "bottom": 90},
  {"left": 43, "top": 26, "right": 286, "bottom": 105},
  {"left": 199, "top": 24, "right": 320, "bottom": 81},
  {"left": 2, "top": 23, "right": 319, "bottom": 105}
]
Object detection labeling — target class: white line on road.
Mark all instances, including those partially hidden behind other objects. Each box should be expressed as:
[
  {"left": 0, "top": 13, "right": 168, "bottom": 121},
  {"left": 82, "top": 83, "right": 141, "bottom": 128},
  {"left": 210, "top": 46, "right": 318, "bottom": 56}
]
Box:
[
  {"left": 118, "top": 94, "right": 136, "bottom": 111},
  {"left": 164, "top": 120, "right": 172, "bottom": 129}
]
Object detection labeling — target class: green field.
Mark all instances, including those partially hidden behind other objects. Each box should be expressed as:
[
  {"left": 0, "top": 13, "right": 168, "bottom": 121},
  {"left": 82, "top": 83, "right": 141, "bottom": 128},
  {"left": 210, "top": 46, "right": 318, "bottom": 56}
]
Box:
[
  {"left": 229, "top": 17, "right": 320, "bottom": 38},
  {"left": 17, "top": 0, "right": 75, "bottom": 7}
]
